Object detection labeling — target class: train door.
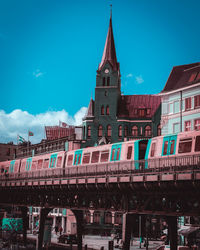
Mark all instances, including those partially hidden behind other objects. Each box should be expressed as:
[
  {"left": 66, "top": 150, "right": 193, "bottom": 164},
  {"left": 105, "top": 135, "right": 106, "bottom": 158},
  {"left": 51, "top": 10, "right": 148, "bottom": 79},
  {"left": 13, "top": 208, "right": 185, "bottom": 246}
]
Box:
[
  {"left": 134, "top": 140, "right": 148, "bottom": 169},
  {"left": 25, "top": 158, "right": 32, "bottom": 171},
  {"left": 9, "top": 160, "right": 15, "bottom": 173},
  {"left": 73, "top": 150, "right": 83, "bottom": 166},
  {"left": 49, "top": 153, "right": 57, "bottom": 168},
  {"left": 162, "top": 135, "right": 177, "bottom": 156},
  {"left": 110, "top": 143, "right": 122, "bottom": 161}
]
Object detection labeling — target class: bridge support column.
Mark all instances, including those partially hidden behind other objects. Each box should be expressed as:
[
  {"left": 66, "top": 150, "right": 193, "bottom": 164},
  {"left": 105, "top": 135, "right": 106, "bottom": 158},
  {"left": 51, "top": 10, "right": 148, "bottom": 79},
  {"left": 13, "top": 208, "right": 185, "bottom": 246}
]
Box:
[
  {"left": 122, "top": 213, "right": 134, "bottom": 250},
  {"left": 36, "top": 207, "right": 51, "bottom": 250},
  {"left": 167, "top": 216, "right": 177, "bottom": 250},
  {"left": 20, "top": 206, "right": 28, "bottom": 245},
  {"left": 73, "top": 210, "right": 83, "bottom": 250}
]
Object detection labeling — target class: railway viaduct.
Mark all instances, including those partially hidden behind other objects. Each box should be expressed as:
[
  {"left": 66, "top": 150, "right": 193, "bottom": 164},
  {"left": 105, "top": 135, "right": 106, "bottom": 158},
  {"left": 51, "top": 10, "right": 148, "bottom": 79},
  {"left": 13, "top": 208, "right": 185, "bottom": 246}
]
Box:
[{"left": 0, "top": 155, "right": 200, "bottom": 250}]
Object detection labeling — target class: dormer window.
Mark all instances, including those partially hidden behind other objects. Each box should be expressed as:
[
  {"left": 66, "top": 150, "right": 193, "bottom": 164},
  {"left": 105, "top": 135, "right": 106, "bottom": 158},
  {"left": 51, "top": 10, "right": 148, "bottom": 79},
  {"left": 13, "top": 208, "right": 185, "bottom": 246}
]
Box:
[{"left": 189, "top": 72, "right": 197, "bottom": 82}]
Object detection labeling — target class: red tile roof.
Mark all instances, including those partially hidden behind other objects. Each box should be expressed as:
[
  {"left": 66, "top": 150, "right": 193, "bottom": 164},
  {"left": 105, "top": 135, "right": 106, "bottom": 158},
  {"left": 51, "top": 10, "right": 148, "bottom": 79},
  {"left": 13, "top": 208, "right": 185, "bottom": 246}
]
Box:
[
  {"left": 118, "top": 95, "right": 161, "bottom": 118},
  {"left": 161, "top": 62, "right": 200, "bottom": 93}
]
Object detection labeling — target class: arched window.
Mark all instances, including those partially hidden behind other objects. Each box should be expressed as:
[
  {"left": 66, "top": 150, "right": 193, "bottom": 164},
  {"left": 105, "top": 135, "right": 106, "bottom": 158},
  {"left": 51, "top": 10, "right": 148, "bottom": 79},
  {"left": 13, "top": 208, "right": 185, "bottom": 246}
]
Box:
[
  {"left": 118, "top": 125, "right": 122, "bottom": 137},
  {"left": 87, "top": 125, "right": 91, "bottom": 138},
  {"left": 107, "top": 77, "right": 110, "bottom": 86},
  {"left": 103, "top": 77, "right": 106, "bottom": 86},
  {"left": 132, "top": 126, "right": 138, "bottom": 136},
  {"left": 107, "top": 125, "right": 112, "bottom": 137},
  {"left": 101, "top": 105, "right": 104, "bottom": 115},
  {"left": 124, "top": 126, "right": 128, "bottom": 137},
  {"left": 106, "top": 105, "right": 109, "bottom": 115},
  {"left": 98, "top": 125, "right": 103, "bottom": 137},
  {"left": 157, "top": 124, "right": 161, "bottom": 136},
  {"left": 145, "top": 125, "right": 151, "bottom": 137}
]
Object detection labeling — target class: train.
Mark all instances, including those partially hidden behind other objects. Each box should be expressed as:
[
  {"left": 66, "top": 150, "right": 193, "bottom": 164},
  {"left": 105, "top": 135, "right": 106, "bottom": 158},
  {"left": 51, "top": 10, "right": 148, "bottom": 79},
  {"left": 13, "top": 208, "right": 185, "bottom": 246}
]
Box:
[{"left": 0, "top": 130, "right": 200, "bottom": 179}]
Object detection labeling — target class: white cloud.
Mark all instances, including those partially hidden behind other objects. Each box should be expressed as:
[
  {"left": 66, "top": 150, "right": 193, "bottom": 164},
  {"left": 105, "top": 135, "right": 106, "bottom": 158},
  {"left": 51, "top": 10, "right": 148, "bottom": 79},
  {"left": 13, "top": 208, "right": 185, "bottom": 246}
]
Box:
[
  {"left": 33, "top": 69, "right": 46, "bottom": 78},
  {"left": 135, "top": 75, "right": 144, "bottom": 84},
  {"left": 126, "top": 73, "right": 133, "bottom": 78},
  {"left": 0, "top": 108, "right": 87, "bottom": 144}
]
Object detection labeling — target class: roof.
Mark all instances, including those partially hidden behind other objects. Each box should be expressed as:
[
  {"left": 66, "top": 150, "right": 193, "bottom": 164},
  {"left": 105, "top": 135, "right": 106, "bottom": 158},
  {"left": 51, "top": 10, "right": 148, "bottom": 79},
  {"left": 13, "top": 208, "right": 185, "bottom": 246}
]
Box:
[
  {"left": 161, "top": 62, "right": 200, "bottom": 93},
  {"left": 84, "top": 98, "right": 94, "bottom": 118},
  {"left": 98, "top": 16, "right": 119, "bottom": 71},
  {"left": 118, "top": 95, "right": 161, "bottom": 118}
]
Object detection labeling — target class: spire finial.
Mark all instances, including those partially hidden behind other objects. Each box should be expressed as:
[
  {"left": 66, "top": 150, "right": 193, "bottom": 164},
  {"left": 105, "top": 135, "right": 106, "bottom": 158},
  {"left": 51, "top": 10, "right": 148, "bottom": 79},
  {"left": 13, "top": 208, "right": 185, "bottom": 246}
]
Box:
[{"left": 110, "top": 4, "right": 112, "bottom": 20}]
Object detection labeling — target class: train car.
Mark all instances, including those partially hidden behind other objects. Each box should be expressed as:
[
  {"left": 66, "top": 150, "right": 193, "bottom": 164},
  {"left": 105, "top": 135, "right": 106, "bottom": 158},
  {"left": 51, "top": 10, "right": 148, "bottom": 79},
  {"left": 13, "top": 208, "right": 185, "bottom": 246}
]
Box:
[
  {"left": 19, "top": 151, "right": 66, "bottom": 178},
  {"left": 0, "top": 159, "right": 21, "bottom": 177},
  {"left": 146, "top": 130, "right": 200, "bottom": 168}
]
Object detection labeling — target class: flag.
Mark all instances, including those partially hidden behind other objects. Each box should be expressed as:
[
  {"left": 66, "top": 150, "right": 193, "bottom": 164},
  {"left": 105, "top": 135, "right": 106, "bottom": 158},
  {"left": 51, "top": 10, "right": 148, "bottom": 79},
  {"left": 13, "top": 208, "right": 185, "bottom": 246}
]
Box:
[
  {"left": 59, "top": 121, "right": 67, "bottom": 128},
  {"left": 18, "top": 135, "right": 25, "bottom": 143},
  {"left": 29, "top": 131, "right": 34, "bottom": 136}
]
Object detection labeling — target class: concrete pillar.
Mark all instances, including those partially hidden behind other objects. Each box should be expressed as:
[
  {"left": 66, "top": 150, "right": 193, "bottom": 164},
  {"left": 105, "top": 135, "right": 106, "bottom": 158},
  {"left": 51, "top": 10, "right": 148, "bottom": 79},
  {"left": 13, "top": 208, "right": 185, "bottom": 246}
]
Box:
[
  {"left": 111, "top": 212, "right": 115, "bottom": 224},
  {"left": 122, "top": 213, "right": 132, "bottom": 250},
  {"left": 20, "top": 206, "right": 28, "bottom": 245},
  {"left": 167, "top": 216, "right": 177, "bottom": 250},
  {"left": 36, "top": 208, "right": 51, "bottom": 250},
  {"left": 73, "top": 210, "right": 83, "bottom": 250},
  {"left": 90, "top": 210, "right": 94, "bottom": 223}
]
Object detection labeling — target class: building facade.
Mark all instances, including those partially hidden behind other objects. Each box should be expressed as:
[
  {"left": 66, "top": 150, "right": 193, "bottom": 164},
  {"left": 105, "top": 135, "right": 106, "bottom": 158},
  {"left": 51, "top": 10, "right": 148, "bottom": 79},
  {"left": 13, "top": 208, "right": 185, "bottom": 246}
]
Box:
[
  {"left": 160, "top": 63, "right": 200, "bottom": 135},
  {"left": 82, "top": 14, "right": 161, "bottom": 147},
  {"left": 0, "top": 143, "right": 18, "bottom": 162}
]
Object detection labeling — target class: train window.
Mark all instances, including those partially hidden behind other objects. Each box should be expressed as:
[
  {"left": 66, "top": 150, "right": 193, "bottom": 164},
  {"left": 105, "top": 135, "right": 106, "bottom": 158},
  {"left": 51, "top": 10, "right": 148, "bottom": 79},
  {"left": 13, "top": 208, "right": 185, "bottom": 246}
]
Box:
[
  {"left": 83, "top": 153, "right": 90, "bottom": 164},
  {"left": 111, "top": 148, "right": 115, "bottom": 161},
  {"left": 150, "top": 143, "right": 156, "bottom": 157},
  {"left": 116, "top": 148, "right": 120, "bottom": 160},
  {"left": 67, "top": 155, "right": 73, "bottom": 166},
  {"left": 32, "top": 161, "right": 37, "bottom": 171},
  {"left": 195, "top": 136, "right": 200, "bottom": 152},
  {"left": 170, "top": 140, "right": 175, "bottom": 154},
  {"left": 178, "top": 138, "right": 192, "bottom": 153},
  {"left": 127, "top": 146, "right": 132, "bottom": 160},
  {"left": 91, "top": 151, "right": 100, "bottom": 163},
  {"left": 37, "top": 159, "right": 43, "bottom": 169},
  {"left": 21, "top": 162, "right": 26, "bottom": 172},
  {"left": 43, "top": 159, "right": 49, "bottom": 169},
  {"left": 57, "top": 156, "right": 62, "bottom": 168},
  {"left": 100, "top": 150, "right": 109, "bottom": 162},
  {"left": 163, "top": 141, "right": 168, "bottom": 155},
  {"left": 74, "top": 154, "right": 78, "bottom": 165},
  {"left": 78, "top": 154, "right": 81, "bottom": 165}
]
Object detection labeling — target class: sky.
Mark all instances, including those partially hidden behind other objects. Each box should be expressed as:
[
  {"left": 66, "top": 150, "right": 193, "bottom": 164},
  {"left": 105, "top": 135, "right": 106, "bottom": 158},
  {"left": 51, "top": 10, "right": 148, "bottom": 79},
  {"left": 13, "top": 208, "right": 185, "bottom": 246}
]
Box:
[{"left": 0, "top": 0, "right": 199, "bottom": 144}]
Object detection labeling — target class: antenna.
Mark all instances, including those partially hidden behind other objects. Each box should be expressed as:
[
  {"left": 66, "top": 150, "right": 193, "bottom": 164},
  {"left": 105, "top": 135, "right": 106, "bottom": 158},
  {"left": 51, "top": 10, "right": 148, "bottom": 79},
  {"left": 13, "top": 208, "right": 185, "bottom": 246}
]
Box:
[{"left": 110, "top": 4, "right": 112, "bottom": 20}]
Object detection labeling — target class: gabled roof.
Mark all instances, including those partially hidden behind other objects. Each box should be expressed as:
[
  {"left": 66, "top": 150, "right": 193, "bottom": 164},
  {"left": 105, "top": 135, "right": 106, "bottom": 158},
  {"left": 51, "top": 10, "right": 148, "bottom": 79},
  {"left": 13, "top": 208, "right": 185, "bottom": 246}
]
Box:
[
  {"left": 98, "top": 16, "right": 119, "bottom": 72},
  {"left": 161, "top": 62, "right": 200, "bottom": 93},
  {"left": 118, "top": 95, "right": 161, "bottom": 118}
]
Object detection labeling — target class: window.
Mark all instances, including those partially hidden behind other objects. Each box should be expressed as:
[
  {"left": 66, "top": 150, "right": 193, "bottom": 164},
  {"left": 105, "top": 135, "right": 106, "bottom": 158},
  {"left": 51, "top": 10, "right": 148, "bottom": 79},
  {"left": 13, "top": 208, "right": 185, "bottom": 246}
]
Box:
[
  {"left": 87, "top": 125, "right": 91, "bottom": 138},
  {"left": 188, "top": 72, "right": 197, "bottom": 82},
  {"left": 127, "top": 146, "right": 132, "bottom": 160},
  {"left": 57, "top": 156, "right": 62, "bottom": 168},
  {"left": 100, "top": 150, "right": 109, "bottom": 162},
  {"left": 91, "top": 151, "right": 100, "bottom": 163},
  {"left": 139, "top": 109, "right": 145, "bottom": 117},
  {"left": 185, "top": 121, "right": 191, "bottom": 132},
  {"left": 145, "top": 126, "right": 151, "bottom": 136},
  {"left": 32, "top": 161, "right": 37, "bottom": 171},
  {"left": 170, "top": 140, "right": 175, "bottom": 154},
  {"left": 174, "top": 101, "right": 180, "bottom": 113},
  {"left": 111, "top": 148, "right": 115, "bottom": 161},
  {"left": 98, "top": 125, "right": 103, "bottom": 137},
  {"left": 103, "top": 77, "right": 106, "bottom": 86},
  {"left": 124, "top": 126, "right": 128, "bottom": 137},
  {"left": 169, "top": 103, "right": 173, "bottom": 114},
  {"left": 132, "top": 126, "right": 138, "bottom": 136},
  {"left": 194, "top": 119, "right": 200, "bottom": 131},
  {"left": 82, "top": 153, "right": 90, "bottom": 164},
  {"left": 118, "top": 125, "right": 122, "bottom": 137},
  {"left": 195, "top": 136, "right": 200, "bottom": 152},
  {"left": 146, "top": 109, "right": 150, "bottom": 115},
  {"left": 178, "top": 138, "right": 192, "bottom": 153},
  {"left": 157, "top": 124, "right": 161, "bottom": 136},
  {"left": 116, "top": 148, "right": 120, "bottom": 160},
  {"left": 163, "top": 141, "right": 168, "bottom": 155},
  {"left": 185, "top": 97, "right": 191, "bottom": 111},
  {"left": 107, "top": 125, "right": 111, "bottom": 137},
  {"left": 107, "top": 77, "right": 110, "bottom": 86},
  {"left": 67, "top": 155, "right": 73, "bottom": 166},
  {"left": 194, "top": 95, "right": 200, "bottom": 108},
  {"left": 38, "top": 159, "right": 43, "bottom": 169},
  {"left": 106, "top": 105, "right": 109, "bottom": 115},
  {"left": 43, "top": 159, "right": 49, "bottom": 168},
  {"left": 101, "top": 106, "right": 104, "bottom": 115},
  {"left": 150, "top": 143, "right": 156, "bottom": 157}
]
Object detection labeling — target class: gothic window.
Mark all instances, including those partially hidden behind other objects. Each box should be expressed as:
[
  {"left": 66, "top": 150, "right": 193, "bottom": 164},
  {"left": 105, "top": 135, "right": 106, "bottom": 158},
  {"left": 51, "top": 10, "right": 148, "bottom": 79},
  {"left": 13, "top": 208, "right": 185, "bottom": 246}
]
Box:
[
  {"left": 145, "top": 125, "right": 151, "bottom": 136},
  {"left": 101, "top": 105, "right": 104, "bottom": 115},
  {"left": 87, "top": 125, "right": 91, "bottom": 138},
  {"left": 106, "top": 105, "right": 110, "bottom": 115},
  {"left": 124, "top": 126, "right": 128, "bottom": 137},
  {"left": 107, "top": 77, "right": 110, "bottom": 86},
  {"left": 157, "top": 124, "right": 161, "bottom": 136},
  {"left": 98, "top": 125, "right": 103, "bottom": 137},
  {"left": 132, "top": 126, "right": 138, "bottom": 136},
  {"left": 118, "top": 125, "right": 122, "bottom": 137},
  {"left": 107, "top": 125, "right": 112, "bottom": 137},
  {"left": 103, "top": 77, "right": 106, "bottom": 86}
]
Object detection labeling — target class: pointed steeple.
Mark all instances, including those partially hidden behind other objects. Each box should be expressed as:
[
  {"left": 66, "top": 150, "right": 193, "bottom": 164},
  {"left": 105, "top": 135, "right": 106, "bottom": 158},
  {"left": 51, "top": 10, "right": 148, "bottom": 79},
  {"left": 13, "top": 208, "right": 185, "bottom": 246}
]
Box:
[{"left": 99, "top": 9, "right": 119, "bottom": 71}]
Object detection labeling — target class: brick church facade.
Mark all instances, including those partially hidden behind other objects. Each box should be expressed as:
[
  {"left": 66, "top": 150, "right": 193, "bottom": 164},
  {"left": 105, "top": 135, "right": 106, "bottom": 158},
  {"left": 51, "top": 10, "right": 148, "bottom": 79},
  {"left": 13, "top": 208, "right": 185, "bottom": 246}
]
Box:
[{"left": 82, "top": 14, "right": 161, "bottom": 147}]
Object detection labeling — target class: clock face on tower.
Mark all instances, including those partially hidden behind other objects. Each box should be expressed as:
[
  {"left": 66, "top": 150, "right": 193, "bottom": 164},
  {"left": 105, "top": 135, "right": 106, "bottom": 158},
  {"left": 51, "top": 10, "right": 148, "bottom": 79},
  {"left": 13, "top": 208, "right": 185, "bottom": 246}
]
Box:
[{"left": 104, "top": 69, "right": 109, "bottom": 74}]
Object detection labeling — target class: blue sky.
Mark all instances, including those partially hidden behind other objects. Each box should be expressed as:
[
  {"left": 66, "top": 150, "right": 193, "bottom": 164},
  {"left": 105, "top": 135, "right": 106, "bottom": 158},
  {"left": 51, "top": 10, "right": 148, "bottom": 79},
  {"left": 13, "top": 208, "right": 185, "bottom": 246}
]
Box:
[{"left": 0, "top": 0, "right": 199, "bottom": 143}]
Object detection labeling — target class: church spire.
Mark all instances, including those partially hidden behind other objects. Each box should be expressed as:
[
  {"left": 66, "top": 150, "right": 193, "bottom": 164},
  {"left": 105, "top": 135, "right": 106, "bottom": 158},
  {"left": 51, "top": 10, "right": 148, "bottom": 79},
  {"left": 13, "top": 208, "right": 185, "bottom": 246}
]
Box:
[{"left": 98, "top": 7, "right": 118, "bottom": 72}]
